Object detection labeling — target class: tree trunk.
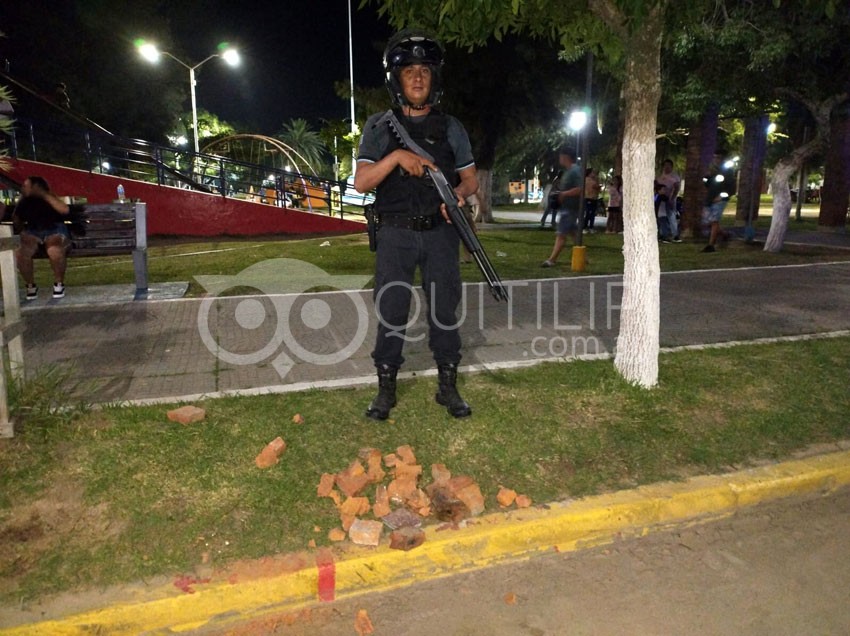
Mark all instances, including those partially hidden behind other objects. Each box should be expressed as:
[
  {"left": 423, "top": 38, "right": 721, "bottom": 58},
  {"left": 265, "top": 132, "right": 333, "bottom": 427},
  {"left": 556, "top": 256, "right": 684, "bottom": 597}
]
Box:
[
  {"left": 476, "top": 167, "right": 494, "bottom": 223},
  {"left": 818, "top": 104, "right": 850, "bottom": 232},
  {"left": 765, "top": 93, "right": 847, "bottom": 252},
  {"left": 681, "top": 106, "right": 718, "bottom": 238},
  {"left": 735, "top": 114, "right": 768, "bottom": 229},
  {"left": 606, "top": 3, "right": 664, "bottom": 388},
  {"left": 763, "top": 159, "right": 796, "bottom": 252}
]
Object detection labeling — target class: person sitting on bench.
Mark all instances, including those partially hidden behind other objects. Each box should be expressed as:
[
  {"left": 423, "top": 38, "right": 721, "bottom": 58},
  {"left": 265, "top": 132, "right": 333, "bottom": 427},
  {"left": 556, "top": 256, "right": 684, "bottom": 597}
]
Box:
[{"left": 13, "top": 176, "right": 71, "bottom": 299}]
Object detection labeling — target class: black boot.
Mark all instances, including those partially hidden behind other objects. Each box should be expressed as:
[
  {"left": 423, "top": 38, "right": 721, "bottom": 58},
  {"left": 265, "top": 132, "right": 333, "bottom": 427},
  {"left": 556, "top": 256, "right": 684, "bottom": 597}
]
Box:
[
  {"left": 435, "top": 363, "right": 472, "bottom": 418},
  {"left": 365, "top": 365, "right": 398, "bottom": 420}
]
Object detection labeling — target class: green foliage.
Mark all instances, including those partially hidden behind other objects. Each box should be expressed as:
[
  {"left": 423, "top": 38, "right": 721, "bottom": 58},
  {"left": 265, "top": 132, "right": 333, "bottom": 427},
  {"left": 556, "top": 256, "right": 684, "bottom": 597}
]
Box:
[
  {"left": 275, "top": 118, "right": 328, "bottom": 175},
  {"left": 6, "top": 365, "right": 91, "bottom": 440}
]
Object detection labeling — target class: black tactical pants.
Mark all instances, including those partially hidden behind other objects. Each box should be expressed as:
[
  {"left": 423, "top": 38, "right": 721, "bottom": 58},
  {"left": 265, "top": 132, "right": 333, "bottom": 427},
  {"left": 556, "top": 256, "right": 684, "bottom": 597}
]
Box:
[{"left": 371, "top": 222, "right": 462, "bottom": 369}]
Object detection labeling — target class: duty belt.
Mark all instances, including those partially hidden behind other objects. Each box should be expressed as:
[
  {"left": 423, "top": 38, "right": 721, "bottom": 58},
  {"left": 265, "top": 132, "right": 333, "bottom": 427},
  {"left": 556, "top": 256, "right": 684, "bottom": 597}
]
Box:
[{"left": 380, "top": 213, "right": 444, "bottom": 231}]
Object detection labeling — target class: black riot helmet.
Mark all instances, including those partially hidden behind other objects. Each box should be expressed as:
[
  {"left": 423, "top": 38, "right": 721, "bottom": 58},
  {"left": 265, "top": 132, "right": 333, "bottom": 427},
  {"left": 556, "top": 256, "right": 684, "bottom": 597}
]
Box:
[{"left": 383, "top": 30, "right": 444, "bottom": 109}]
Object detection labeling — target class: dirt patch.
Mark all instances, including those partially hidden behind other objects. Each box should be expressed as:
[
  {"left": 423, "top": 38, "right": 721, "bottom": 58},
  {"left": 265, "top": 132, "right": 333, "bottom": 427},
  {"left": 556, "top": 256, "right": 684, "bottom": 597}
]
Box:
[{"left": 0, "top": 479, "right": 126, "bottom": 599}]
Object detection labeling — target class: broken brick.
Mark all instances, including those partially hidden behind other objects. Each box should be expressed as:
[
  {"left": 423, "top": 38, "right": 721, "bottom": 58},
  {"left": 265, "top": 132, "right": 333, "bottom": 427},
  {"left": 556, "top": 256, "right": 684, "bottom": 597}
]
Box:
[
  {"left": 339, "top": 496, "right": 371, "bottom": 517},
  {"left": 372, "top": 485, "right": 391, "bottom": 518},
  {"left": 340, "top": 514, "right": 356, "bottom": 531},
  {"left": 292, "top": 413, "right": 305, "bottom": 425},
  {"left": 504, "top": 592, "right": 517, "bottom": 605},
  {"left": 394, "top": 462, "right": 423, "bottom": 480},
  {"left": 496, "top": 487, "right": 517, "bottom": 507},
  {"left": 382, "top": 508, "right": 422, "bottom": 530},
  {"left": 387, "top": 476, "right": 418, "bottom": 503},
  {"left": 396, "top": 445, "right": 417, "bottom": 465},
  {"left": 307, "top": 539, "right": 317, "bottom": 549},
  {"left": 348, "top": 519, "right": 383, "bottom": 546},
  {"left": 328, "top": 528, "right": 347, "bottom": 542},
  {"left": 430, "top": 486, "right": 471, "bottom": 523},
  {"left": 389, "top": 527, "right": 426, "bottom": 551},
  {"left": 431, "top": 463, "right": 452, "bottom": 485},
  {"left": 355, "top": 609, "right": 375, "bottom": 636},
  {"left": 255, "top": 437, "right": 287, "bottom": 469},
  {"left": 167, "top": 405, "right": 206, "bottom": 425},
  {"left": 317, "top": 473, "right": 336, "bottom": 498},
  {"left": 335, "top": 471, "right": 369, "bottom": 497},
  {"left": 366, "top": 450, "right": 385, "bottom": 483},
  {"left": 405, "top": 488, "right": 431, "bottom": 511},
  {"left": 447, "top": 475, "right": 475, "bottom": 495},
  {"left": 455, "top": 483, "right": 485, "bottom": 516},
  {"left": 515, "top": 494, "right": 532, "bottom": 508},
  {"left": 383, "top": 452, "right": 399, "bottom": 468}
]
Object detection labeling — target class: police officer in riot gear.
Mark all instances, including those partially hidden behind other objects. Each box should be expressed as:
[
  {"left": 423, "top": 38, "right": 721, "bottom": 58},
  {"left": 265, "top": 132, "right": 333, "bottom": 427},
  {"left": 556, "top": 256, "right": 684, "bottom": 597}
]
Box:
[{"left": 354, "top": 30, "right": 479, "bottom": 420}]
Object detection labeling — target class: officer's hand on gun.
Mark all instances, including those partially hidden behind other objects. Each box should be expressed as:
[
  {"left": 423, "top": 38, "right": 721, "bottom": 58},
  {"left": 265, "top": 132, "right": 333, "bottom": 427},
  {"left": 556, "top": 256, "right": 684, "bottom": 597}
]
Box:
[{"left": 395, "top": 149, "right": 437, "bottom": 177}]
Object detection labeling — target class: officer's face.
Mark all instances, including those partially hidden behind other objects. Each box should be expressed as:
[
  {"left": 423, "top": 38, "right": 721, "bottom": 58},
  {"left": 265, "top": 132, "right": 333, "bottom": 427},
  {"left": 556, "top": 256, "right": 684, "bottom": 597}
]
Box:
[{"left": 400, "top": 64, "right": 432, "bottom": 107}]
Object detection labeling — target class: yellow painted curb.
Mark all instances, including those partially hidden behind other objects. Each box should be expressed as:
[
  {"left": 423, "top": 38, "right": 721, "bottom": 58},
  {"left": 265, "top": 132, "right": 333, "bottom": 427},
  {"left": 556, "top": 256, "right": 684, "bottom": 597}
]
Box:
[{"left": 3, "top": 449, "right": 850, "bottom": 635}]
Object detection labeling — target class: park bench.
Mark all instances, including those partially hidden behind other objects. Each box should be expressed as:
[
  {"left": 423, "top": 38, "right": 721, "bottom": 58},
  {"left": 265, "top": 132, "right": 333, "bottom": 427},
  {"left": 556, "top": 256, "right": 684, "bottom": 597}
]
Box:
[{"left": 12, "top": 201, "right": 149, "bottom": 295}]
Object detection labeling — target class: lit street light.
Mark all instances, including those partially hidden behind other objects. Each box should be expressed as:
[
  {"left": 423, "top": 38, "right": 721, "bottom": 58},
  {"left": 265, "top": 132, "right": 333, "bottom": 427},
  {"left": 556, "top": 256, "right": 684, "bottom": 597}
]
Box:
[{"left": 136, "top": 40, "right": 240, "bottom": 154}]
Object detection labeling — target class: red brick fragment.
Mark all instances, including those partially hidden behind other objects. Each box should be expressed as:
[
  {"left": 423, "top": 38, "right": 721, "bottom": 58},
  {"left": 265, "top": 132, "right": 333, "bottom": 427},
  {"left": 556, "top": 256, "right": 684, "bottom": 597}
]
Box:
[
  {"left": 336, "top": 461, "right": 370, "bottom": 497},
  {"left": 328, "top": 528, "right": 347, "bottom": 542},
  {"left": 394, "top": 462, "right": 423, "bottom": 480},
  {"left": 317, "top": 473, "right": 336, "bottom": 497},
  {"left": 447, "top": 475, "right": 475, "bottom": 495},
  {"left": 387, "top": 477, "right": 418, "bottom": 503},
  {"left": 167, "top": 405, "right": 206, "bottom": 424},
  {"left": 430, "top": 486, "right": 470, "bottom": 523},
  {"left": 496, "top": 487, "right": 517, "bottom": 507},
  {"left": 372, "top": 485, "right": 391, "bottom": 518},
  {"left": 366, "top": 450, "right": 385, "bottom": 483},
  {"left": 348, "top": 519, "right": 383, "bottom": 546},
  {"left": 455, "top": 483, "right": 485, "bottom": 516},
  {"left": 431, "top": 463, "right": 451, "bottom": 485},
  {"left": 255, "top": 437, "right": 287, "bottom": 468},
  {"left": 339, "top": 496, "right": 371, "bottom": 517},
  {"left": 355, "top": 609, "right": 375, "bottom": 635},
  {"left": 396, "top": 445, "right": 417, "bottom": 465},
  {"left": 292, "top": 413, "right": 304, "bottom": 425},
  {"left": 515, "top": 494, "right": 533, "bottom": 508},
  {"left": 383, "top": 452, "right": 399, "bottom": 468},
  {"left": 389, "top": 527, "right": 426, "bottom": 551}
]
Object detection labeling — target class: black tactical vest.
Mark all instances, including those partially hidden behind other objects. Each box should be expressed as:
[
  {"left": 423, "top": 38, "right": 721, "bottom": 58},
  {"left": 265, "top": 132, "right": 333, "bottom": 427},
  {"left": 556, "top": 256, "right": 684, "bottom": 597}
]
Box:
[{"left": 375, "top": 109, "right": 459, "bottom": 217}]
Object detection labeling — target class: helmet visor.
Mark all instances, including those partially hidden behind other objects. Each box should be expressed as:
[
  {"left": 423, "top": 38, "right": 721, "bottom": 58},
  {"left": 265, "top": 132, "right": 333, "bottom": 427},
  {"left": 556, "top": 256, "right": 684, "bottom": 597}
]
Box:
[{"left": 386, "top": 36, "right": 443, "bottom": 69}]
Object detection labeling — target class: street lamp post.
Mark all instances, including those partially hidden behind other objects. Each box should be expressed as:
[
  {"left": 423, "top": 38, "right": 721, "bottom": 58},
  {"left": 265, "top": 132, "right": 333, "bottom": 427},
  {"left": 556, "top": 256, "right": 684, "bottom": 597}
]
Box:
[
  {"left": 347, "top": 0, "right": 357, "bottom": 173},
  {"left": 568, "top": 109, "right": 589, "bottom": 249},
  {"left": 137, "top": 41, "right": 240, "bottom": 154}
]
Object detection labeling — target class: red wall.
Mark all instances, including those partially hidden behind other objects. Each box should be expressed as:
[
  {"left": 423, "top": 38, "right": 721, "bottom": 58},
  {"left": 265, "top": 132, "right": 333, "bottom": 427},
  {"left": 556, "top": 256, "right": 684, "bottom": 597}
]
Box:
[{"left": 2, "top": 159, "right": 365, "bottom": 237}]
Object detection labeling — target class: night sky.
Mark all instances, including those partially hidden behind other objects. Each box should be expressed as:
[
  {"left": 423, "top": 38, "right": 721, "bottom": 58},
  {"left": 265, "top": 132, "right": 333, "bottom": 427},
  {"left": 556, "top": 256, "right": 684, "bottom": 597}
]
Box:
[
  {"left": 1, "top": 0, "right": 395, "bottom": 136},
  {"left": 171, "top": 0, "right": 394, "bottom": 132}
]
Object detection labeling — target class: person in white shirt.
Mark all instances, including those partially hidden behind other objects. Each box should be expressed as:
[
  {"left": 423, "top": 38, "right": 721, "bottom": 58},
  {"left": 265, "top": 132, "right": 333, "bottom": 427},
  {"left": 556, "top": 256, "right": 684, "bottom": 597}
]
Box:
[{"left": 656, "top": 159, "right": 682, "bottom": 242}]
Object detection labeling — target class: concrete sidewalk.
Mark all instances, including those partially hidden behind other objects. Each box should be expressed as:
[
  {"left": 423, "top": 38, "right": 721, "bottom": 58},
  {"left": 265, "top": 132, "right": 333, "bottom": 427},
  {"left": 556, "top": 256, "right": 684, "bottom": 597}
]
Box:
[{"left": 18, "top": 258, "right": 850, "bottom": 405}]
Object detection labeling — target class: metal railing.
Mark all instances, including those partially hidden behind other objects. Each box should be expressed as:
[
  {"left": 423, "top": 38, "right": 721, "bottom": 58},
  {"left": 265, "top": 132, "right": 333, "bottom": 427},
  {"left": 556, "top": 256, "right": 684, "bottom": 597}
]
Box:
[{"left": 6, "top": 116, "right": 369, "bottom": 221}]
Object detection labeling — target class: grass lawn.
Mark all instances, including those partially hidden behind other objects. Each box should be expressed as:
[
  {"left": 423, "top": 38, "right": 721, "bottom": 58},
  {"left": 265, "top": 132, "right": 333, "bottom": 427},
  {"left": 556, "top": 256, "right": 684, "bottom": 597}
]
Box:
[
  {"left": 34, "top": 213, "right": 850, "bottom": 297},
  {"left": 1, "top": 336, "right": 849, "bottom": 604}
]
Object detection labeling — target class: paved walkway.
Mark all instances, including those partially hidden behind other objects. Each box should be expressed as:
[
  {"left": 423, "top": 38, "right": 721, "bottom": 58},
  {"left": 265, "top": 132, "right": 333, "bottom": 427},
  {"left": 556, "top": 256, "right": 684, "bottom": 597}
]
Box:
[{"left": 16, "top": 225, "right": 850, "bottom": 405}]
